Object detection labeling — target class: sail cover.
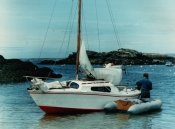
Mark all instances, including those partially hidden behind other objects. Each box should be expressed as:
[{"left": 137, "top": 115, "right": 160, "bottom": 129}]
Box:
[
  {"left": 79, "top": 39, "right": 122, "bottom": 85},
  {"left": 94, "top": 68, "right": 122, "bottom": 85}
]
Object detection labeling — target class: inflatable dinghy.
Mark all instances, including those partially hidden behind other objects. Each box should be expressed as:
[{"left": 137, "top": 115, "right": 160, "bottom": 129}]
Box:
[{"left": 104, "top": 98, "right": 162, "bottom": 114}]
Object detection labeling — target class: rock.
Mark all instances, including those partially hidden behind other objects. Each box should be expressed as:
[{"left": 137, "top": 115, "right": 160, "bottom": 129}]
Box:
[
  {"left": 0, "top": 56, "right": 62, "bottom": 83},
  {"left": 38, "top": 48, "right": 175, "bottom": 65},
  {"left": 0, "top": 55, "right": 5, "bottom": 60}
]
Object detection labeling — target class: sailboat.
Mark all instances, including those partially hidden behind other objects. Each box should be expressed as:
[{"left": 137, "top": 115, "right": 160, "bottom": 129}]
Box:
[{"left": 26, "top": 0, "right": 141, "bottom": 114}]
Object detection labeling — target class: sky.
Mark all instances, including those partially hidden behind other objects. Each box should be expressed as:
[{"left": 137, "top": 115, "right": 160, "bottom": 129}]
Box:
[{"left": 1, "top": 0, "right": 175, "bottom": 59}]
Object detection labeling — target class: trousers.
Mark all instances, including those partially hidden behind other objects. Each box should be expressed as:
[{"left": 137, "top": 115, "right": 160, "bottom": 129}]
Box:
[{"left": 140, "top": 90, "right": 150, "bottom": 98}]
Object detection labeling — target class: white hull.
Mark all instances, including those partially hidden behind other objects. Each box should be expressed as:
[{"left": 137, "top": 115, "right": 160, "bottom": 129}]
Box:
[{"left": 29, "top": 86, "right": 140, "bottom": 113}]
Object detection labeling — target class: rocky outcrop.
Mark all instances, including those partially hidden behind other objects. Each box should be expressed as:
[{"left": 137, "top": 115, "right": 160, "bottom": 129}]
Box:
[
  {"left": 39, "top": 48, "right": 175, "bottom": 65},
  {"left": 0, "top": 56, "right": 62, "bottom": 83}
]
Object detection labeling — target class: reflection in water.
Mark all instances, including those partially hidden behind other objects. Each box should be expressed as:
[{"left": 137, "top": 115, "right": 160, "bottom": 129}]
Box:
[
  {"left": 117, "top": 113, "right": 130, "bottom": 121},
  {"left": 38, "top": 113, "right": 96, "bottom": 129},
  {"left": 37, "top": 105, "right": 163, "bottom": 129},
  {"left": 40, "top": 113, "right": 84, "bottom": 122},
  {"left": 39, "top": 112, "right": 144, "bottom": 129},
  {"left": 116, "top": 113, "right": 131, "bottom": 128},
  {"left": 40, "top": 114, "right": 58, "bottom": 121}
]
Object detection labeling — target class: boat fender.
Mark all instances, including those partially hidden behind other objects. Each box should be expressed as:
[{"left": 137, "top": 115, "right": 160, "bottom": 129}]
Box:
[{"left": 104, "top": 102, "right": 117, "bottom": 112}]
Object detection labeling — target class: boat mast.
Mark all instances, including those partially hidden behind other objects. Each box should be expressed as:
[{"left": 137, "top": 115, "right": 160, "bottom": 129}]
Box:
[{"left": 76, "top": 0, "right": 82, "bottom": 80}]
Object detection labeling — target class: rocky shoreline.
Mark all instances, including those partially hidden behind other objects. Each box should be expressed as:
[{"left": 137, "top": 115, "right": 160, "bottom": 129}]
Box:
[
  {"left": 1, "top": 48, "right": 174, "bottom": 83},
  {"left": 0, "top": 55, "right": 62, "bottom": 83},
  {"left": 39, "top": 48, "right": 175, "bottom": 65}
]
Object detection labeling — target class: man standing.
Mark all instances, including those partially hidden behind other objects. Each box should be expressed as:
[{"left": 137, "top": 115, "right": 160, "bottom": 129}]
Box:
[{"left": 136, "top": 73, "right": 152, "bottom": 98}]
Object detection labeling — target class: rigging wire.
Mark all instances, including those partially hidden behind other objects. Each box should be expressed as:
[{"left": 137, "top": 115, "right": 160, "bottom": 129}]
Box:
[
  {"left": 47, "top": 0, "right": 76, "bottom": 79},
  {"left": 82, "top": 0, "right": 89, "bottom": 50},
  {"left": 38, "top": 0, "right": 57, "bottom": 62},
  {"left": 64, "top": 0, "right": 78, "bottom": 79},
  {"left": 106, "top": 0, "right": 121, "bottom": 49},
  {"left": 19, "top": 0, "right": 45, "bottom": 121},
  {"left": 106, "top": 0, "right": 129, "bottom": 86},
  {"left": 94, "top": 0, "right": 106, "bottom": 79},
  {"left": 95, "top": 0, "right": 101, "bottom": 52},
  {"left": 65, "top": 1, "right": 77, "bottom": 58}
]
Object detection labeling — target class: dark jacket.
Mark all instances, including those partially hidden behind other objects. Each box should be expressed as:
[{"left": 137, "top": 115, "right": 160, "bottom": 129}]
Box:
[
  {"left": 136, "top": 78, "right": 152, "bottom": 91},
  {"left": 136, "top": 78, "right": 152, "bottom": 98}
]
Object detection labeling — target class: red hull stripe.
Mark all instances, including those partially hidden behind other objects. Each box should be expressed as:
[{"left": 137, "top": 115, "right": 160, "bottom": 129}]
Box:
[
  {"left": 30, "top": 92, "right": 138, "bottom": 98},
  {"left": 39, "top": 106, "right": 103, "bottom": 114}
]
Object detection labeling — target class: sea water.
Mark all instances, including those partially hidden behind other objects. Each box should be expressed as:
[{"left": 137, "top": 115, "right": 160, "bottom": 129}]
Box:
[{"left": 0, "top": 64, "right": 175, "bottom": 129}]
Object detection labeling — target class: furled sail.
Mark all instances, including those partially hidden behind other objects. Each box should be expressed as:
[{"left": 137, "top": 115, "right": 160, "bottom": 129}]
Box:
[
  {"left": 79, "top": 39, "right": 96, "bottom": 79},
  {"left": 79, "top": 39, "right": 122, "bottom": 85}
]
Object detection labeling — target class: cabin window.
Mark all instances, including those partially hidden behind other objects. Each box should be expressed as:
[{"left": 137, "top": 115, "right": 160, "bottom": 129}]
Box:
[
  {"left": 70, "top": 82, "right": 79, "bottom": 89},
  {"left": 91, "top": 86, "right": 111, "bottom": 92},
  {"left": 66, "top": 81, "right": 71, "bottom": 86}
]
